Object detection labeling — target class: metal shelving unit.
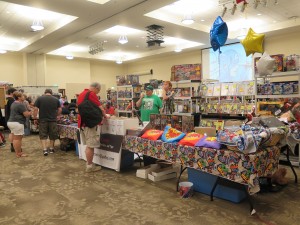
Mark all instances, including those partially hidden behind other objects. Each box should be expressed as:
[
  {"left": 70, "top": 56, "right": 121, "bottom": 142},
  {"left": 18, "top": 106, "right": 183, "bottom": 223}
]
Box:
[{"left": 255, "top": 70, "right": 300, "bottom": 166}]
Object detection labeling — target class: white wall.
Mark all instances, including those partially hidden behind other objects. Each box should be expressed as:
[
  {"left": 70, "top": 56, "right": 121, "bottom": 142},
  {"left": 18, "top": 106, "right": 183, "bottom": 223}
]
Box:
[
  {"left": 124, "top": 50, "right": 201, "bottom": 84},
  {"left": 264, "top": 30, "right": 300, "bottom": 55},
  {"left": 90, "top": 60, "right": 125, "bottom": 99},
  {"left": 0, "top": 52, "right": 24, "bottom": 86},
  {"left": 45, "top": 56, "right": 91, "bottom": 89}
]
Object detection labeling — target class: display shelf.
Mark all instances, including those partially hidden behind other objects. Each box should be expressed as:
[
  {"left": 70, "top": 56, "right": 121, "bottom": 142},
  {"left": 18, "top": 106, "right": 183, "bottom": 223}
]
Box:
[
  {"left": 117, "top": 97, "right": 132, "bottom": 101},
  {"left": 116, "top": 85, "right": 133, "bottom": 88},
  {"left": 116, "top": 85, "right": 134, "bottom": 117},
  {"left": 256, "top": 94, "right": 299, "bottom": 99},
  {"left": 171, "top": 80, "right": 201, "bottom": 84},
  {"left": 254, "top": 71, "right": 300, "bottom": 116},
  {"left": 255, "top": 70, "right": 300, "bottom": 78},
  {"left": 118, "top": 110, "right": 132, "bottom": 113},
  {"left": 172, "top": 112, "right": 192, "bottom": 116},
  {"left": 171, "top": 80, "right": 198, "bottom": 114},
  {"left": 174, "top": 96, "right": 191, "bottom": 100}
]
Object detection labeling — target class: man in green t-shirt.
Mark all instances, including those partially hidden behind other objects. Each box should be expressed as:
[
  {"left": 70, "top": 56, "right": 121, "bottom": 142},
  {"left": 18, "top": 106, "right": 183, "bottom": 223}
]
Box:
[{"left": 136, "top": 85, "right": 162, "bottom": 122}]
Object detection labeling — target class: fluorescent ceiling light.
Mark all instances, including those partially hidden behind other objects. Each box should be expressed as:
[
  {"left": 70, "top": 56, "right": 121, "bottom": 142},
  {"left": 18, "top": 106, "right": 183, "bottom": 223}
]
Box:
[
  {"left": 0, "top": 49, "right": 7, "bottom": 54},
  {"left": 66, "top": 55, "right": 74, "bottom": 60},
  {"left": 9, "top": 3, "right": 70, "bottom": 21},
  {"left": 87, "top": 0, "right": 111, "bottom": 4},
  {"left": 104, "top": 25, "right": 142, "bottom": 35}
]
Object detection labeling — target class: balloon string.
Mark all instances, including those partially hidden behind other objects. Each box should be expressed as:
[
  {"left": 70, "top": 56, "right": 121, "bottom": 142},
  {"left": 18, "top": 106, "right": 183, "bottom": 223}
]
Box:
[{"left": 218, "top": 50, "right": 221, "bottom": 81}]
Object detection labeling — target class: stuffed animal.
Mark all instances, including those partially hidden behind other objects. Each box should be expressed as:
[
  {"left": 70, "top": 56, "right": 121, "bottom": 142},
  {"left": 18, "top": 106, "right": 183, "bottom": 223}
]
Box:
[{"left": 271, "top": 168, "right": 288, "bottom": 186}]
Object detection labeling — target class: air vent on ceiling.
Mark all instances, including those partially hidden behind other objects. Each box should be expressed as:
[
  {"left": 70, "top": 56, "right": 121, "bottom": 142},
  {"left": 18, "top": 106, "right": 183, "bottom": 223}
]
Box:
[{"left": 146, "top": 24, "right": 164, "bottom": 49}]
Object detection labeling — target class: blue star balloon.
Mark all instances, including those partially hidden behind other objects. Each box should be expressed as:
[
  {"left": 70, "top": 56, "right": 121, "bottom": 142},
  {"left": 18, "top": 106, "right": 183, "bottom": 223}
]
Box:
[{"left": 210, "top": 16, "right": 228, "bottom": 52}]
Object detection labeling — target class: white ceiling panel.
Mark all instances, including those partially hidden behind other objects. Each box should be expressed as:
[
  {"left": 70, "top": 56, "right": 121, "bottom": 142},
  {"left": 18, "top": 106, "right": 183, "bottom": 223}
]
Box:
[{"left": 0, "top": 0, "right": 299, "bottom": 62}]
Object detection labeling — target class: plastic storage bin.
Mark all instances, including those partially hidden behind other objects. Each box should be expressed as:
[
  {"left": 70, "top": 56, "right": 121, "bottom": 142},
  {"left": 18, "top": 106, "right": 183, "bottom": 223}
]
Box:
[
  {"left": 120, "top": 149, "right": 134, "bottom": 170},
  {"left": 187, "top": 168, "right": 246, "bottom": 203}
]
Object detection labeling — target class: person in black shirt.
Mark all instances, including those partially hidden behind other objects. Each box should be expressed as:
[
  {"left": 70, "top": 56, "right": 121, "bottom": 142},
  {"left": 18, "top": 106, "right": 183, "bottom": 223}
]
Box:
[
  {"left": 33, "top": 89, "right": 62, "bottom": 156},
  {"left": 5, "top": 87, "right": 17, "bottom": 152},
  {"left": 62, "top": 102, "right": 70, "bottom": 115}
]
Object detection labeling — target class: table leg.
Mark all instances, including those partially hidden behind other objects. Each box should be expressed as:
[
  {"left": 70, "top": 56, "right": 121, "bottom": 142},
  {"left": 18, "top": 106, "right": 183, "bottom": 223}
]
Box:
[
  {"left": 134, "top": 153, "right": 143, "bottom": 167},
  {"left": 210, "top": 177, "right": 256, "bottom": 215},
  {"left": 280, "top": 146, "right": 298, "bottom": 183},
  {"left": 210, "top": 177, "right": 220, "bottom": 201},
  {"left": 176, "top": 165, "right": 187, "bottom": 192}
]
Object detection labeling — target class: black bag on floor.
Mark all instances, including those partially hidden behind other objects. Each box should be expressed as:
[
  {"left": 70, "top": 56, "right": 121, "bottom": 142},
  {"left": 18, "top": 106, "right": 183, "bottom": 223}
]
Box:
[{"left": 60, "top": 138, "right": 76, "bottom": 151}]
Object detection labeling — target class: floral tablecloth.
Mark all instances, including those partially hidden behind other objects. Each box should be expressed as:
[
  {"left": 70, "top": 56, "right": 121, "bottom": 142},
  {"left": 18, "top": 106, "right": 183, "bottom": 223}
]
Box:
[
  {"left": 124, "top": 136, "right": 281, "bottom": 194},
  {"left": 57, "top": 124, "right": 79, "bottom": 140}
]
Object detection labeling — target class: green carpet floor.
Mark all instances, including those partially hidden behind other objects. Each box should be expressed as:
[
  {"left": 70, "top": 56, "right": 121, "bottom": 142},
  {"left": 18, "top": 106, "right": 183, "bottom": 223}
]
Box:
[{"left": 0, "top": 134, "right": 299, "bottom": 225}]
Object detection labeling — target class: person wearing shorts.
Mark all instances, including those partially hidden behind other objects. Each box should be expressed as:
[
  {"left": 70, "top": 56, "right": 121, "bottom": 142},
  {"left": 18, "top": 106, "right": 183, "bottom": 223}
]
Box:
[
  {"left": 7, "top": 91, "right": 32, "bottom": 157},
  {"left": 5, "top": 87, "right": 17, "bottom": 152},
  {"left": 77, "top": 82, "right": 108, "bottom": 173},
  {"left": 33, "top": 89, "right": 61, "bottom": 156}
]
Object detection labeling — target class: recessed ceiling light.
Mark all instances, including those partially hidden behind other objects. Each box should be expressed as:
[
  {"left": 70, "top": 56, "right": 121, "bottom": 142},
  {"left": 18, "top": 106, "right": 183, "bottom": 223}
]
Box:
[
  {"left": 174, "top": 48, "right": 182, "bottom": 52},
  {"left": 31, "top": 19, "right": 44, "bottom": 31},
  {"left": 66, "top": 55, "right": 74, "bottom": 60},
  {"left": 116, "top": 60, "right": 122, "bottom": 64},
  {"left": 118, "top": 35, "right": 128, "bottom": 44},
  {"left": 200, "top": 19, "right": 205, "bottom": 22},
  {"left": 181, "top": 14, "right": 194, "bottom": 25},
  {"left": 103, "top": 40, "right": 108, "bottom": 43},
  {"left": 86, "top": 0, "right": 111, "bottom": 4},
  {"left": 0, "top": 49, "right": 7, "bottom": 54},
  {"left": 257, "top": 13, "right": 262, "bottom": 16}
]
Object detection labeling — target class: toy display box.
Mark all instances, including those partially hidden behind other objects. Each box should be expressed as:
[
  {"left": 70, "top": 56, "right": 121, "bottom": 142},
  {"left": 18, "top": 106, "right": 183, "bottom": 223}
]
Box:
[
  {"left": 187, "top": 168, "right": 246, "bottom": 203},
  {"left": 149, "top": 114, "right": 194, "bottom": 133}
]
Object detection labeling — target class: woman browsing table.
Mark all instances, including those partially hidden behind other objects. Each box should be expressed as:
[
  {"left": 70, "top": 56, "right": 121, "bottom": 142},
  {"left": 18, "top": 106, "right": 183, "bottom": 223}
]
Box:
[{"left": 7, "top": 91, "right": 32, "bottom": 157}]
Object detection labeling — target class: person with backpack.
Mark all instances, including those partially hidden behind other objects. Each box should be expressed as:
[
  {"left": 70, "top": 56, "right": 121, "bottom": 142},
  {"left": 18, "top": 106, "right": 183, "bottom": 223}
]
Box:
[{"left": 77, "top": 82, "right": 107, "bottom": 173}]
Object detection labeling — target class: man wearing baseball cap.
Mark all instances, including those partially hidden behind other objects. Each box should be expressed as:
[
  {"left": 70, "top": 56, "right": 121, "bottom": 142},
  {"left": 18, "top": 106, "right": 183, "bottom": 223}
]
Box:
[{"left": 136, "top": 85, "right": 162, "bottom": 122}]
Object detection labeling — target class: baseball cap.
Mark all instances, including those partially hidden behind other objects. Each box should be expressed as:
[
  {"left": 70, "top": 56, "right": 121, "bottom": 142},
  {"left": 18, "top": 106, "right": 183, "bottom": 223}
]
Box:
[{"left": 145, "top": 85, "right": 154, "bottom": 91}]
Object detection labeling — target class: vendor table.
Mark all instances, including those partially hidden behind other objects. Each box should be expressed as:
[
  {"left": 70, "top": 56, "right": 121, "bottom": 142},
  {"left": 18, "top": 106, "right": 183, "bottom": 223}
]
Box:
[
  {"left": 124, "top": 136, "right": 280, "bottom": 194},
  {"left": 57, "top": 123, "right": 79, "bottom": 140}
]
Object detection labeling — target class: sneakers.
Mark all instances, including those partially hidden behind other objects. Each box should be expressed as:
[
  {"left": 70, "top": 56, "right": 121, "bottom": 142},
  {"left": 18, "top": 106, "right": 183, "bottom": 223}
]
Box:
[
  {"left": 43, "top": 150, "right": 48, "bottom": 156},
  {"left": 0, "top": 143, "right": 5, "bottom": 148},
  {"left": 86, "top": 164, "right": 101, "bottom": 173},
  {"left": 49, "top": 148, "right": 55, "bottom": 154}
]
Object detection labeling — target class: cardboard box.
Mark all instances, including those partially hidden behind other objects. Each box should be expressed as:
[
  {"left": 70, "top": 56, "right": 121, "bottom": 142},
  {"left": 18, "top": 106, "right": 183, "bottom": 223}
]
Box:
[
  {"left": 136, "top": 164, "right": 160, "bottom": 179},
  {"left": 151, "top": 166, "right": 179, "bottom": 177},
  {"left": 148, "top": 172, "right": 177, "bottom": 182}
]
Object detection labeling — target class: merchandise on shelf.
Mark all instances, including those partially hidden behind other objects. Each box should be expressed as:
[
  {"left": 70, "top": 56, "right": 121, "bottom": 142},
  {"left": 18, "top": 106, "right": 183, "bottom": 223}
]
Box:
[
  {"left": 257, "top": 81, "right": 299, "bottom": 95},
  {"left": 127, "top": 75, "right": 139, "bottom": 85},
  {"left": 255, "top": 53, "right": 300, "bottom": 74},
  {"left": 199, "top": 119, "right": 224, "bottom": 131},
  {"left": 171, "top": 64, "right": 201, "bottom": 81},
  {"left": 149, "top": 113, "right": 194, "bottom": 133}
]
